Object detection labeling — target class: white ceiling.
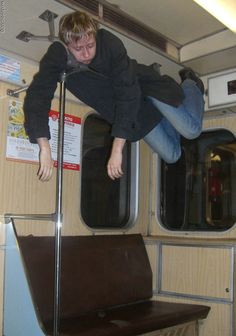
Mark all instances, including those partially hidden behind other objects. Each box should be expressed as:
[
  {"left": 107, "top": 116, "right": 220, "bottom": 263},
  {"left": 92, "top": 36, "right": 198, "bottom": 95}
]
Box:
[
  {"left": 106, "top": 0, "right": 225, "bottom": 45},
  {"left": 0, "top": 0, "right": 236, "bottom": 76}
]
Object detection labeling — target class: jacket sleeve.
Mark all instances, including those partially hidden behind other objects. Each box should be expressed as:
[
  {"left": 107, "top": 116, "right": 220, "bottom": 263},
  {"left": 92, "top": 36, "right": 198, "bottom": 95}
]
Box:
[
  {"left": 24, "top": 42, "right": 68, "bottom": 143},
  {"left": 108, "top": 34, "right": 141, "bottom": 140}
]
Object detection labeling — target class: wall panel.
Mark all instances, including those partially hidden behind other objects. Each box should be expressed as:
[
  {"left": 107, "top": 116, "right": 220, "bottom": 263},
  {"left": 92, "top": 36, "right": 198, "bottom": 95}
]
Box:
[
  {"left": 0, "top": 221, "right": 5, "bottom": 336},
  {"left": 0, "top": 80, "right": 152, "bottom": 236},
  {"left": 154, "top": 295, "right": 231, "bottom": 336},
  {"left": 160, "top": 244, "right": 232, "bottom": 299}
]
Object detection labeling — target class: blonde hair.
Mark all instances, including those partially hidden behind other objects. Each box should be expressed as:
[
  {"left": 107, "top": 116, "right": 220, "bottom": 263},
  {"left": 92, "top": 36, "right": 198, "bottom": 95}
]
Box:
[{"left": 59, "top": 11, "right": 98, "bottom": 44}]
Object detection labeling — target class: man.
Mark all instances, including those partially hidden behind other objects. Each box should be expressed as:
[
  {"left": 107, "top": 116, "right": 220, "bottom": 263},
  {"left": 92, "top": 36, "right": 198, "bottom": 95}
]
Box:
[{"left": 24, "top": 11, "right": 204, "bottom": 181}]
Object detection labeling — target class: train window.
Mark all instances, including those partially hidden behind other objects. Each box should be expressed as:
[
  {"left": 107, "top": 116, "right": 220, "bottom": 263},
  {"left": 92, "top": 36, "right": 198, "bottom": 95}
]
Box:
[
  {"left": 81, "top": 113, "right": 139, "bottom": 229},
  {"left": 159, "top": 129, "right": 236, "bottom": 231}
]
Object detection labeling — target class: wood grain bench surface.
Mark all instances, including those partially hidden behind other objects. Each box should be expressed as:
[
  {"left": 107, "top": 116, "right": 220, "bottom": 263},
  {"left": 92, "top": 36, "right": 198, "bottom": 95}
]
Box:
[{"left": 17, "top": 234, "right": 210, "bottom": 336}]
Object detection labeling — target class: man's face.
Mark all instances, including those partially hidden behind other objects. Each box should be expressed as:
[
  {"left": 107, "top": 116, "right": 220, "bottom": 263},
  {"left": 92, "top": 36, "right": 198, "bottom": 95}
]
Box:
[{"left": 67, "top": 34, "right": 96, "bottom": 65}]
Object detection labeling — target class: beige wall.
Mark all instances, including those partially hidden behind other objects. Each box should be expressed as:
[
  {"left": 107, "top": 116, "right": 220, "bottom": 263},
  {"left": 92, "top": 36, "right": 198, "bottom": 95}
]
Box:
[
  {"left": 0, "top": 220, "right": 5, "bottom": 335},
  {"left": 0, "top": 68, "right": 151, "bottom": 332},
  {"left": 0, "top": 80, "right": 152, "bottom": 237},
  {"left": 1, "top": 48, "right": 236, "bottom": 336},
  {"left": 145, "top": 237, "right": 234, "bottom": 336}
]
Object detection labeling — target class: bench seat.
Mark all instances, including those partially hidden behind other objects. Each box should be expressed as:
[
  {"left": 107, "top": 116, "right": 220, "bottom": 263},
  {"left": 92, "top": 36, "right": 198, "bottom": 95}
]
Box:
[
  {"left": 17, "top": 234, "right": 210, "bottom": 336},
  {"left": 44, "top": 301, "right": 209, "bottom": 336}
]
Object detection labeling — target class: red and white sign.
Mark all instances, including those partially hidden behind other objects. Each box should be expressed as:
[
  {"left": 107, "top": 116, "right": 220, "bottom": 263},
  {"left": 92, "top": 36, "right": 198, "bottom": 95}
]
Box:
[
  {"left": 49, "top": 110, "right": 81, "bottom": 171},
  {"left": 6, "top": 103, "right": 81, "bottom": 171}
]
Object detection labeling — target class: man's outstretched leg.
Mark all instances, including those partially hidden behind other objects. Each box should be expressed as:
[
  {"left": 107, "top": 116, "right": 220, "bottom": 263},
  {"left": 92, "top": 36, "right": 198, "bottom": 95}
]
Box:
[{"left": 148, "top": 68, "right": 205, "bottom": 140}]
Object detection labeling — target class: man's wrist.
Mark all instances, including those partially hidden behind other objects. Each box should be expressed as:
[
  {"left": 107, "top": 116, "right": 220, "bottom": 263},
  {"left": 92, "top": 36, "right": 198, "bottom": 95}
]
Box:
[
  {"left": 112, "top": 137, "right": 126, "bottom": 153},
  {"left": 37, "top": 137, "right": 50, "bottom": 149}
]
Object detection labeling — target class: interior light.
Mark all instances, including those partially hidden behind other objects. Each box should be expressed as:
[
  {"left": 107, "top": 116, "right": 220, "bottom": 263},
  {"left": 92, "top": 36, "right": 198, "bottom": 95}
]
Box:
[
  {"left": 211, "top": 153, "right": 221, "bottom": 161},
  {"left": 193, "top": 0, "right": 236, "bottom": 33}
]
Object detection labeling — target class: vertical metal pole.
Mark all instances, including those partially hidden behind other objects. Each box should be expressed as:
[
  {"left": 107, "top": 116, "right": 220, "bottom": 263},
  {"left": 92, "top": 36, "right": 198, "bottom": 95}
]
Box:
[{"left": 53, "top": 71, "right": 67, "bottom": 336}]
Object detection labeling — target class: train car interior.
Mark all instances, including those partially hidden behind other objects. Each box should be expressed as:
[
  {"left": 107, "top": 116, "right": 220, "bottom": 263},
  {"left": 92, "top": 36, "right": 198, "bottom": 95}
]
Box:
[{"left": 0, "top": 0, "right": 236, "bottom": 335}]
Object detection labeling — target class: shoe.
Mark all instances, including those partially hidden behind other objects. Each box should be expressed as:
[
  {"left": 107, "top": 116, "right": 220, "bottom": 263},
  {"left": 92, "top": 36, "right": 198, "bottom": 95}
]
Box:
[
  {"left": 179, "top": 67, "right": 205, "bottom": 94},
  {"left": 151, "top": 62, "right": 161, "bottom": 74}
]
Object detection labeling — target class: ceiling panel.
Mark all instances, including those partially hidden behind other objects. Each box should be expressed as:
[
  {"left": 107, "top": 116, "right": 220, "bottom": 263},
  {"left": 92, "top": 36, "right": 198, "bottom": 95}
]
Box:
[
  {"left": 0, "top": 0, "right": 69, "bottom": 62},
  {"left": 183, "top": 46, "right": 236, "bottom": 75},
  {"left": 105, "top": 0, "right": 225, "bottom": 45},
  {"left": 0, "top": 0, "right": 235, "bottom": 77}
]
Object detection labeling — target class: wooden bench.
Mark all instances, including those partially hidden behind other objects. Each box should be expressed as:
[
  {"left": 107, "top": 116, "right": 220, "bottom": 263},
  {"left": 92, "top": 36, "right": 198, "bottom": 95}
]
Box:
[{"left": 17, "top": 234, "right": 210, "bottom": 336}]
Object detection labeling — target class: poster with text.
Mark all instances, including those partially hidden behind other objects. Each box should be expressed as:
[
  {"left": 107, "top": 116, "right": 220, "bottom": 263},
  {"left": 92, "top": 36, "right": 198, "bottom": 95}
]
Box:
[
  {"left": 6, "top": 101, "right": 81, "bottom": 171},
  {"left": 6, "top": 100, "right": 39, "bottom": 163},
  {"left": 49, "top": 110, "right": 81, "bottom": 171},
  {"left": 0, "top": 55, "right": 20, "bottom": 84}
]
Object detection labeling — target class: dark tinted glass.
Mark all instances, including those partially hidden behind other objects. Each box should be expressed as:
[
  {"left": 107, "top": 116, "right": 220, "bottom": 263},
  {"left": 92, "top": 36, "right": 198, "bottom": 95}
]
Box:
[
  {"left": 81, "top": 114, "right": 131, "bottom": 228},
  {"left": 160, "top": 129, "right": 236, "bottom": 231}
]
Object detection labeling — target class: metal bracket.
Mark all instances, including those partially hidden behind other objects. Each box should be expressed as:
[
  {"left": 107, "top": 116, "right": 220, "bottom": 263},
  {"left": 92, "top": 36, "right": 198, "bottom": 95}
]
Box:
[
  {"left": 39, "top": 10, "right": 58, "bottom": 42},
  {"left": 39, "top": 9, "right": 58, "bottom": 22},
  {"left": 16, "top": 31, "right": 35, "bottom": 43},
  {"left": 7, "top": 89, "right": 19, "bottom": 98},
  {"left": 16, "top": 10, "right": 58, "bottom": 43},
  {"left": 6, "top": 85, "right": 29, "bottom": 98}
]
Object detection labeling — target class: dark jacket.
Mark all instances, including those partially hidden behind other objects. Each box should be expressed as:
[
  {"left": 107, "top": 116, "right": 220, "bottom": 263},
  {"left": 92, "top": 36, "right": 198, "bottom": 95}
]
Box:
[{"left": 24, "top": 29, "right": 184, "bottom": 143}]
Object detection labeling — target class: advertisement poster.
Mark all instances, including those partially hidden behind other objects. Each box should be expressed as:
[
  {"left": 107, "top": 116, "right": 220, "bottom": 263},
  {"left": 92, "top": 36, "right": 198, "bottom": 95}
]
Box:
[
  {"left": 48, "top": 110, "right": 81, "bottom": 171},
  {"left": 0, "top": 54, "right": 20, "bottom": 83},
  {"left": 6, "top": 100, "right": 81, "bottom": 171}
]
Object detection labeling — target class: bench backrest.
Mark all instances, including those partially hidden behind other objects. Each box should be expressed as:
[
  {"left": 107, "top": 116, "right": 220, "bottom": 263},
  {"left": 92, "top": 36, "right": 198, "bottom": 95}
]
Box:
[{"left": 18, "top": 234, "right": 152, "bottom": 325}]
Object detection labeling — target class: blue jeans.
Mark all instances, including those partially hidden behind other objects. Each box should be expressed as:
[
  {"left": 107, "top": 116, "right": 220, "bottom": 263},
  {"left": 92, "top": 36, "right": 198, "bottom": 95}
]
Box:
[{"left": 144, "top": 79, "right": 205, "bottom": 163}]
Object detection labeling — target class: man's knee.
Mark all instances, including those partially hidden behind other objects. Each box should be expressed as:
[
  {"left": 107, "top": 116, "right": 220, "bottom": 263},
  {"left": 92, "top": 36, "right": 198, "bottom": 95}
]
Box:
[
  {"left": 182, "top": 122, "right": 202, "bottom": 140},
  {"left": 161, "top": 147, "right": 181, "bottom": 164}
]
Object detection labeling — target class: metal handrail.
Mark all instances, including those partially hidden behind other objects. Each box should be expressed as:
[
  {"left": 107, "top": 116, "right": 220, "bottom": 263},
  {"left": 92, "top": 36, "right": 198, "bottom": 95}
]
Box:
[
  {"left": 53, "top": 71, "right": 66, "bottom": 336},
  {"left": 5, "top": 70, "right": 68, "bottom": 336},
  {"left": 4, "top": 213, "right": 55, "bottom": 221}
]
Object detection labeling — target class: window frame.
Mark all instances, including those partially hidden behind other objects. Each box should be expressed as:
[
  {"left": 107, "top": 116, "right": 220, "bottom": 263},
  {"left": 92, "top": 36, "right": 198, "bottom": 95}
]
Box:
[
  {"left": 80, "top": 112, "right": 140, "bottom": 231},
  {"left": 156, "top": 127, "right": 236, "bottom": 233}
]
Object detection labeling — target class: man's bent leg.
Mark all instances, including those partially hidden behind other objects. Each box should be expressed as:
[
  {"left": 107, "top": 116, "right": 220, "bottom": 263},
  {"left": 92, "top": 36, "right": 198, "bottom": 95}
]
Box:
[
  {"left": 148, "top": 79, "right": 204, "bottom": 139},
  {"left": 144, "top": 118, "right": 181, "bottom": 163}
]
